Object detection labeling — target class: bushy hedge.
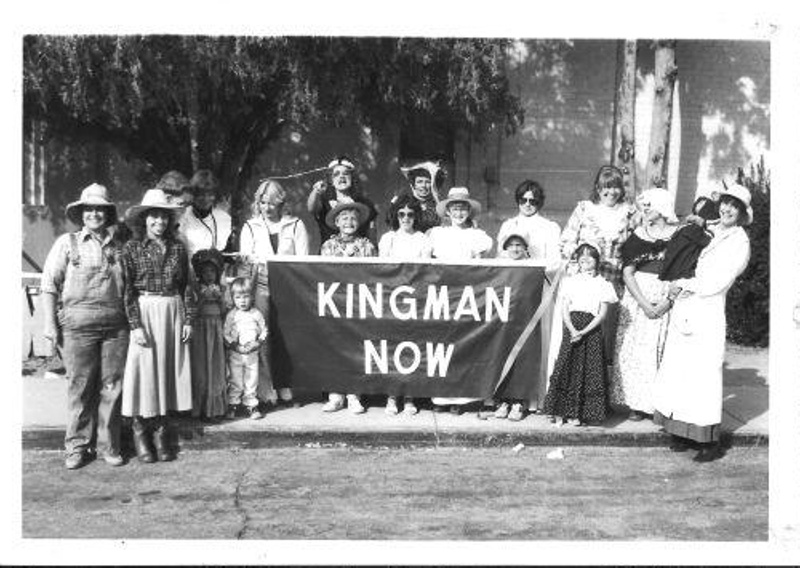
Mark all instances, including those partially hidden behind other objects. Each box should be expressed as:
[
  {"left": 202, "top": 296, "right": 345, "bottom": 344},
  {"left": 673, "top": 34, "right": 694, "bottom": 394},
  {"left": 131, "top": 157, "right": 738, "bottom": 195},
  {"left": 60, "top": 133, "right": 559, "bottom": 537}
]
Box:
[{"left": 725, "top": 157, "right": 770, "bottom": 347}]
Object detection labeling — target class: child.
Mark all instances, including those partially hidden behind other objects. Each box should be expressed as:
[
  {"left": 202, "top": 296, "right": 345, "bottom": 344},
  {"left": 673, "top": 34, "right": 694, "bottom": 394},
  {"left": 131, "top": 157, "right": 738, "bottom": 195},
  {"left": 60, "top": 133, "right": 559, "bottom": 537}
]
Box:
[
  {"left": 223, "top": 277, "right": 268, "bottom": 420},
  {"left": 320, "top": 201, "right": 376, "bottom": 413},
  {"left": 542, "top": 242, "right": 618, "bottom": 426},
  {"left": 493, "top": 233, "right": 532, "bottom": 422},
  {"left": 190, "top": 249, "right": 228, "bottom": 421}
]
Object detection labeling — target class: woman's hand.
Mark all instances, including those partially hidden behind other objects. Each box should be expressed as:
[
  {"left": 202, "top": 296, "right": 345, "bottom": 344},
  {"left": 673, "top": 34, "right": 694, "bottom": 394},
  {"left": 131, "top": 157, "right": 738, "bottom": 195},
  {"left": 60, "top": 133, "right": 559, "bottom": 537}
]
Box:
[
  {"left": 131, "top": 327, "right": 149, "bottom": 347},
  {"left": 569, "top": 328, "right": 584, "bottom": 343},
  {"left": 641, "top": 302, "right": 660, "bottom": 319},
  {"left": 181, "top": 324, "right": 193, "bottom": 343}
]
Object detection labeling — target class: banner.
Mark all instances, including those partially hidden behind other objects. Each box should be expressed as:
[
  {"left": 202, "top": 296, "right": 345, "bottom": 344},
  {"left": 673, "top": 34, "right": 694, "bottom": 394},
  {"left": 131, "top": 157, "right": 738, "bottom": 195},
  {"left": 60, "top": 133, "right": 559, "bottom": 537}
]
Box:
[{"left": 268, "top": 258, "right": 545, "bottom": 400}]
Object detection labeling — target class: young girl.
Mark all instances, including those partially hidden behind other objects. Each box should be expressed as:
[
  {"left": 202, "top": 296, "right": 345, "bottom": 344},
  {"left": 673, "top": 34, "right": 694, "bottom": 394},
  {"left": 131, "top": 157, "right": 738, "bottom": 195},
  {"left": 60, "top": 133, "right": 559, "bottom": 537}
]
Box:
[
  {"left": 543, "top": 242, "right": 618, "bottom": 426},
  {"left": 223, "top": 277, "right": 268, "bottom": 420},
  {"left": 320, "top": 201, "right": 376, "bottom": 414},
  {"left": 190, "top": 249, "right": 228, "bottom": 422}
]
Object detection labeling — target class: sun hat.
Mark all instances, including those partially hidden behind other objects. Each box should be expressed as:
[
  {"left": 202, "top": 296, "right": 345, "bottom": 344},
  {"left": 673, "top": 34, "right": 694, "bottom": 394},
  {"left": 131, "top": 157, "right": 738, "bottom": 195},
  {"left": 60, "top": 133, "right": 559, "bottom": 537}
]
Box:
[
  {"left": 400, "top": 161, "right": 443, "bottom": 183},
  {"left": 324, "top": 201, "right": 371, "bottom": 231},
  {"left": 501, "top": 232, "right": 529, "bottom": 250},
  {"left": 65, "top": 183, "right": 118, "bottom": 226},
  {"left": 719, "top": 182, "right": 753, "bottom": 225},
  {"left": 125, "top": 188, "right": 185, "bottom": 223},
  {"left": 435, "top": 186, "right": 481, "bottom": 218},
  {"left": 191, "top": 248, "right": 225, "bottom": 276},
  {"left": 638, "top": 188, "right": 678, "bottom": 223}
]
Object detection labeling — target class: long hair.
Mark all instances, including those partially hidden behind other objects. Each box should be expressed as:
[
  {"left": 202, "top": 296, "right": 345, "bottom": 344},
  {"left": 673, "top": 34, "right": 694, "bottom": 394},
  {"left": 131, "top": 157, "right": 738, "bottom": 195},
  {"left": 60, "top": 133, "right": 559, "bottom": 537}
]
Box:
[
  {"left": 250, "top": 179, "right": 286, "bottom": 219},
  {"left": 324, "top": 156, "right": 361, "bottom": 196},
  {"left": 128, "top": 209, "right": 178, "bottom": 241},
  {"left": 590, "top": 165, "right": 625, "bottom": 204},
  {"left": 387, "top": 193, "right": 423, "bottom": 231},
  {"left": 514, "top": 179, "right": 546, "bottom": 210}
]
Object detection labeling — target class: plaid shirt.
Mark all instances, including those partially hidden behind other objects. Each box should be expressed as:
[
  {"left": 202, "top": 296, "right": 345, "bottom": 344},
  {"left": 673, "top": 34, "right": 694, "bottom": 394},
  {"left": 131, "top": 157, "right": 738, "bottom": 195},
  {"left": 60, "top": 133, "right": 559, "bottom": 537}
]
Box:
[
  {"left": 41, "top": 226, "right": 124, "bottom": 297},
  {"left": 122, "top": 237, "right": 196, "bottom": 329}
]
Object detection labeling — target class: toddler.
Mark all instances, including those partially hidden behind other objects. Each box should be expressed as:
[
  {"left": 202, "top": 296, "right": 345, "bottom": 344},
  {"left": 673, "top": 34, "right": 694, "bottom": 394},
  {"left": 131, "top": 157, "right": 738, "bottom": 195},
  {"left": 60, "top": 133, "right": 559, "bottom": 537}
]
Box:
[
  {"left": 543, "top": 243, "right": 618, "bottom": 426},
  {"left": 223, "top": 277, "right": 268, "bottom": 420}
]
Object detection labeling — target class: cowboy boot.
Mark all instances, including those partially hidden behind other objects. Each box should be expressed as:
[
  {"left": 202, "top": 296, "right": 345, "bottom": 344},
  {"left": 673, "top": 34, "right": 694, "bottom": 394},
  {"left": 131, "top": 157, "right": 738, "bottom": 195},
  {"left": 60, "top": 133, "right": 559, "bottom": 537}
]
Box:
[
  {"left": 132, "top": 417, "right": 155, "bottom": 463},
  {"left": 152, "top": 417, "right": 176, "bottom": 462}
]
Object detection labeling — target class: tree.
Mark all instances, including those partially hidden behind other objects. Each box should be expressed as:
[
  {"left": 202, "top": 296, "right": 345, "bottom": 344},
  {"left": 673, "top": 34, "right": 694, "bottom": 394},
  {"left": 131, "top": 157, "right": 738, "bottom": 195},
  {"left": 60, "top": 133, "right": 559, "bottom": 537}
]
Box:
[
  {"left": 23, "top": 36, "right": 524, "bottom": 224},
  {"left": 643, "top": 40, "right": 678, "bottom": 189},
  {"left": 611, "top": 40, "right": 637, "bottom": 196}
]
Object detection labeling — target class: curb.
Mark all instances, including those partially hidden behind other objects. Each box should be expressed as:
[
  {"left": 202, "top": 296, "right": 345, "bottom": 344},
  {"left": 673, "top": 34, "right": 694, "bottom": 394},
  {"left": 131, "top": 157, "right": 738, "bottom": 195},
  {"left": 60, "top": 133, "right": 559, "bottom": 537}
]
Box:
[{"left": 23, "top": 425, "right": 769, "bottom": 451}]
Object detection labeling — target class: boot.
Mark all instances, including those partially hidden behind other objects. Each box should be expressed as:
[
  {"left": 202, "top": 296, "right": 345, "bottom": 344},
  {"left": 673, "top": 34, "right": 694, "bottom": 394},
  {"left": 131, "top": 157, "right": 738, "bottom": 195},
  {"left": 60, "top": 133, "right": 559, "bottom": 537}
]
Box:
[
  {"left": 152, "top": 417, "right": 176, "bottom": 462},
  {"left": 132, "top": 417, "right": 155, "bottom": 464}
]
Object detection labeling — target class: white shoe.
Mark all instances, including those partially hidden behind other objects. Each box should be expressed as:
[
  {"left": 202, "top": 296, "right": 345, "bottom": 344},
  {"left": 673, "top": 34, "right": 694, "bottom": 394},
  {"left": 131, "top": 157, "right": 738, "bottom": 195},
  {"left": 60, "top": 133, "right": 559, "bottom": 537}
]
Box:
[
  {"left": 385, "top": 397, "right": 399, "bottom": 416},
  {"left": 347, "top": 395, "right": 365, "bottom": 414},
  {"left": 322, "top": 397, "right": 345, "bottom": 413},
  {"left": 508, "top": 403, "right": 525, "bottom": 422},
  {"left": 494, "top": 402, "right": 510, "bottom": 419},
  {"left": 403, "top": 401, "right": 419, "bottom": 415}
]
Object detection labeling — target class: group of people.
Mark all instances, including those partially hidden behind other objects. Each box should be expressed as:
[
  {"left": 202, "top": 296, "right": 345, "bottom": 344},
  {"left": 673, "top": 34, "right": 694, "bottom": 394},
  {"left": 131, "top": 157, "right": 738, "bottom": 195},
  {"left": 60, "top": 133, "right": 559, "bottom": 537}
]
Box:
[{"left": 40, "top": 158, "right": 753, "bottom": 469}]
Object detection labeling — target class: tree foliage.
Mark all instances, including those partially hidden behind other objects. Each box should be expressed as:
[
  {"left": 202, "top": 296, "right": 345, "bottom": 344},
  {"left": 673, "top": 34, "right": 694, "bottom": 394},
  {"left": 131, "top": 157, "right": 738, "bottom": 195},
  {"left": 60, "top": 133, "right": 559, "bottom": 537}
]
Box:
[{"left": 24, "top": 35, "right": 524, "bottom": 221}]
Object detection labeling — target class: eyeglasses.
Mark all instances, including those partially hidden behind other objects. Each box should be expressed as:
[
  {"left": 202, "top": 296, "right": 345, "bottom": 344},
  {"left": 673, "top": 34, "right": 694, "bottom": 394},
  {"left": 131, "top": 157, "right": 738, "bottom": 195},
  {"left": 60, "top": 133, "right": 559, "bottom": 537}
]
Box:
[
  {"left": 519, "top": 198, "right": 538, "bottom": 206},
  {"left": 397, "top": 211, "right": 416, "bottom": 219}
]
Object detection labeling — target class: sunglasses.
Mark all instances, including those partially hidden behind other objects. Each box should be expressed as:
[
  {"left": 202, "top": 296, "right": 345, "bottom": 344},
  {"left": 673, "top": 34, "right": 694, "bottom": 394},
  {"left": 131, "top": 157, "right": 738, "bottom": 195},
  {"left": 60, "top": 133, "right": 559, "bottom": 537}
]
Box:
[
  {"left": 397, "top": 211, "right": 416, "bottom": 219},
  {"left": 519, "top": 198, "right": 539, "bottom": 206}
]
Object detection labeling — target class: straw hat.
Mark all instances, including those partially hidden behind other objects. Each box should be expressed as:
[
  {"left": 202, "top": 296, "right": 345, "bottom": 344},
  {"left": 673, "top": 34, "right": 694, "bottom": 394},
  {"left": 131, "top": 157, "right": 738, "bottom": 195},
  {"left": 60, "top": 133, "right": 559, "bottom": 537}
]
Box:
[
  {"left": 324, "top": 201, "right": 371, "bottom": 231},
  {"left": 65, "top": 183, "right": 117, "bottom": 226},
  {"left": 719, "top": 183, "right": 753, "bottom": 225},
  {"left": 125, "top": 188, "right": 184, "bottom": 223},
  {"left": 435, "top": 186, "right": 481, "bottom": 218}
]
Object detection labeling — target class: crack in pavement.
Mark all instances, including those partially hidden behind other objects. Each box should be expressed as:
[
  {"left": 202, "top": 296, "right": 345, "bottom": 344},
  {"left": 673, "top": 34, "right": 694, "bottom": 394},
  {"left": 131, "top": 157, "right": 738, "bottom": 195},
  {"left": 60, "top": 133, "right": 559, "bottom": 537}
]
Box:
[{"left": 233, "top": 456, "right": 255, "bottom": 540}]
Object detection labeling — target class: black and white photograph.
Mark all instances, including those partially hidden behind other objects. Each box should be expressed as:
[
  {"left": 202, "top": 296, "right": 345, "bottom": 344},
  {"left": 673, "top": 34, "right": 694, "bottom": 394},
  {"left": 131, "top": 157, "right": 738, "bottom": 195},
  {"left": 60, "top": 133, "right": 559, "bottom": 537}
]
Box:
[{"left": 4, "top": 1, "right": 800, "bottom": 564}]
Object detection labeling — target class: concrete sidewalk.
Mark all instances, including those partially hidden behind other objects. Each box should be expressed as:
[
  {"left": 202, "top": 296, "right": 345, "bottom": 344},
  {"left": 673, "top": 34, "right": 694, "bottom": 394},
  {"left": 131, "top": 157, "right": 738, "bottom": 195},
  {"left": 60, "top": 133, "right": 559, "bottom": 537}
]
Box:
[{"left": 22, "top": 345, "right": 768, "bottom": 450}]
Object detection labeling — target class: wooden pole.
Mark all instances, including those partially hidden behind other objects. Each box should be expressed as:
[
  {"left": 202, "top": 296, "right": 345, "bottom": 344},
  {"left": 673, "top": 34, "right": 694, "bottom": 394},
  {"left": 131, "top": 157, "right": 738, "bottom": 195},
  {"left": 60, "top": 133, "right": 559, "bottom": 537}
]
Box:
[
  {"left": 644, "top": 40, "right": 678, "bottom": 189},
  {"left": 611, "top": 40, "right": 638, "bottom": 197}
]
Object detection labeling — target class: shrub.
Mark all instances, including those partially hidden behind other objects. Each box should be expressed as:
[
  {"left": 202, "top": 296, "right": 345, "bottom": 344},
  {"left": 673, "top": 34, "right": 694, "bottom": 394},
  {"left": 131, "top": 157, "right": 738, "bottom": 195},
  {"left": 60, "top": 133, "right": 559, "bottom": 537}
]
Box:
[{"left": 725, "top": 156, "right": 769, "bottom": 347}]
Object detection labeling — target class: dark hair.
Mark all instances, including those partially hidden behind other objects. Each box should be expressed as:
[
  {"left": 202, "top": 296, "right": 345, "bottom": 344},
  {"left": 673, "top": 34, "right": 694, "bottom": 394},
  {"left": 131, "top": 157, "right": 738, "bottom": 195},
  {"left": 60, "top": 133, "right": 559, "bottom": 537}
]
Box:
[
  {"left": 190, "top": 169, "right": 219, "bottom": 196},
  {"left": 514, "top": 180, "right": 546, "bottom": 210},
  {"left": 156, "top": 170, "right": 190, "bottom": 195},
  {"left": 129, "top": 208, "right": 178, "bottom": 241},
  {"left": 693, "top": 196, "right": 719, "bottom": 221},
  {"left": 590, "top": 165, "right": 625, "bottom": 203},
  {"left": 718, "top": 194, "right": 747, "bottom": 225},
  {"left": 325, "top": 155, "right": 361, "bottom": 195},
  {"left": 573, "top": 242, "right": 601, "bottom": 265},
  {"left": 387, "top": 194, "right": 423, "bottom": 231}
]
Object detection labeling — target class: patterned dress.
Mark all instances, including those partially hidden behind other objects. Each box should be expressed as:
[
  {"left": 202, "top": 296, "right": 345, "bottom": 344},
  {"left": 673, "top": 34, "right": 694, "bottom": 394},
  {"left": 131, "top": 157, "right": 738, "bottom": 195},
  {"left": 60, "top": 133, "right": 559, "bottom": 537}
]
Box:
[
  {"left": 190, "top": 283, "right": 227, "bottom": 418},
  {"left": 609, "top": 229, "right": 672, "bottom": 414}
]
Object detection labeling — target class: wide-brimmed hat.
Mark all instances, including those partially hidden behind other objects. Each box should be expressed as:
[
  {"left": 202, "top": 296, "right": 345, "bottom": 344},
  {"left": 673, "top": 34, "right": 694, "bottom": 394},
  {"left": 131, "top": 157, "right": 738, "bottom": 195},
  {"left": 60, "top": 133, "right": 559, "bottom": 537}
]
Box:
[
  {"left": 324, "top": 201, "right": 371, "bottom": 231},
  {"left": 401, "top": 161, "right": 444, "bottom": 184},
  {"left": 125, "top": 188, "right": 184, "bottom": 223},
  {"left": 191, "top": 248, "right": 225, "bottom": 276},
  {"left": 719, "top": 183, "right": 753, "bottom": 225},
  {"left": 65, "top": 183, "right": 117, "bottom": 226},
  {"left": 638, "top": 188, "right": 678, "bottom": 223},
  {"left": 436, "top": 186, "right": 481, "bottom": 218}
]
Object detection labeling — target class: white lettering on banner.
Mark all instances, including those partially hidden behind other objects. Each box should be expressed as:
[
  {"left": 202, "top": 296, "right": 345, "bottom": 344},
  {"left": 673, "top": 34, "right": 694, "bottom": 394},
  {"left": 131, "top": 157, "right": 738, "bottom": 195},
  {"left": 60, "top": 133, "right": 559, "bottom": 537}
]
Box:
[
  {"left": 485, "top": 287, "right": 511, "bottom": 322},
  {"left": 359, "top": 283, "right": 383, "bottom": 319},
  {"left": 453, "top": 286, "right": 480, "bottom": 321},
  {"left": 318, "top": 282, "right": 340, "bottom": 317},
  {"left": 389, "top": 286, "right": 417, "bottom": 320},
  {"left": 423, "top": 285, "right": 450, "bottom": 320},
  {"left": 318, "top": 282, "right": 512, "bottom": 323},
  {"left": 363, "top": 339, "right": 455, "bottom": 378}
]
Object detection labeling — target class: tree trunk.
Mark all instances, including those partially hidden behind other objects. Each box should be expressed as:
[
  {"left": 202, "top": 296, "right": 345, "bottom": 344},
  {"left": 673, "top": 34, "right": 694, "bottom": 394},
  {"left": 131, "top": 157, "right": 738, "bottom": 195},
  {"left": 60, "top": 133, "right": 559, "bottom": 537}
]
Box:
[
  {"left": 644, "top": 40, "right": 678, "bottom": 189},
  {"left": 611, "top": 40, "right": 637, "bottom": 197},
  {"left": 186, "top": 88, "right": 201, "bottom": 173}
]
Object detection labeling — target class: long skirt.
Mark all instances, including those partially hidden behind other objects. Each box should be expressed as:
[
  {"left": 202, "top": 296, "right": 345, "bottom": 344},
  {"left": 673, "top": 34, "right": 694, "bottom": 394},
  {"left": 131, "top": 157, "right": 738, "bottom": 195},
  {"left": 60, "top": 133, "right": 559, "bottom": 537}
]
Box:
[
  {"left": 542, "top": 311, "right": 608, "bottom": 423},
  {"left": 609, "top": 272, "right": 670, "bottom": 413},
  {"left": 122, "top": 295, "right": 192, "bottom": 418},
  {"left": 190, "top": 312, "right": 227, "bottom": 418}
]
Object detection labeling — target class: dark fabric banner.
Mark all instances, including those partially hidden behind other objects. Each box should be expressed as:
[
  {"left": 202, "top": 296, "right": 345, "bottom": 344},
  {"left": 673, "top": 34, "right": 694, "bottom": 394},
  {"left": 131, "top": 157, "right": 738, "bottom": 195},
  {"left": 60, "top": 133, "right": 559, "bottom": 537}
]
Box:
[{"left": 268, "top": 259, "right": 544, "bottom": 400}]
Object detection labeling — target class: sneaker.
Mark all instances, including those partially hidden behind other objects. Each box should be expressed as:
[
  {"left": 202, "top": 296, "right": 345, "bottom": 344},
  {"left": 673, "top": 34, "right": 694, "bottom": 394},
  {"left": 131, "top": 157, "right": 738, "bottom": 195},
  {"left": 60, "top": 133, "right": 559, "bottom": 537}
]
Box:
[
  {"left": 449, "top": 405, "right": 463, "bottom": 416},
  {"left": 65, "top": 452, "right": 89, "bottom": 470},
  {"left": 225, "top": 405, "right": 238, "bottom": 420},
  {"left": 508, "top": 403, "right": 525, "bottom": 422},
  {"left": 248, "top": 406, "right": 264, "bottom": 420},
  {"left": 494, "top": 402, "right": 510, "bottom": 419},
  {"left": 347, "top": 395, "right": 366, "bottom": 414},
  {"left": 322, "top": 398, "right": 345, "bottom": 413},
  {"left": 385, "top": 397, "right": 399, "bottom": 416},
  {"left": 403, "top": 401, "right": 419, "bottom": 416},
  {"left": 101, "top": 451, "right": 125, "bottom": 467}
]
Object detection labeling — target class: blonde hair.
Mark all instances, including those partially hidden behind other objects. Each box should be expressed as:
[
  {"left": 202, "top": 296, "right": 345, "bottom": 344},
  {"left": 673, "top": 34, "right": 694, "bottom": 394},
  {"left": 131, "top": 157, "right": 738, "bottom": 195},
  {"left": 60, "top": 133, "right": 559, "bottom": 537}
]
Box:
[
  {"left": 251, "top": 179, "right": 286, "bottom": 218},
  {"left": 230, "top": 277, "right": 254, "bottom": 298}
]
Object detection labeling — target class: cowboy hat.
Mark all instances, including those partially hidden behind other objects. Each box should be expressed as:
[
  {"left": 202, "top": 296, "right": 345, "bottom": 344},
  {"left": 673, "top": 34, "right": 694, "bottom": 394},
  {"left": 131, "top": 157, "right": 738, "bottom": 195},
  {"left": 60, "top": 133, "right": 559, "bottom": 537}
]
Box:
[
  {"left": 125, "top": 188, "right": 184, "bottom": 223},
  {"left": 719, "top": 183, "right": 753, "bottom": 225},
  {"left": 324, "top": 201, "right": 371, "bottom": 231},
  {"left": 435, "top": 186, "right": 481, "bottom": 218},
  {"left": 65, "top": 183, "right": 118, "bottom": 226}
]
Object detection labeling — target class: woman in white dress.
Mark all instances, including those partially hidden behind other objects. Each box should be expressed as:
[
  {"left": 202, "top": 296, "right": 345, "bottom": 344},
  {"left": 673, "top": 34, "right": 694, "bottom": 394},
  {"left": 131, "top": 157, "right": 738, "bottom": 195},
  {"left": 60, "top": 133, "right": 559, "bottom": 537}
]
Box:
[
  {"left": 653, "top": 183, "right": 752, "bottom": 462},
  {"left": 427, "top": 186, "right": 493, "bottom": 414}
]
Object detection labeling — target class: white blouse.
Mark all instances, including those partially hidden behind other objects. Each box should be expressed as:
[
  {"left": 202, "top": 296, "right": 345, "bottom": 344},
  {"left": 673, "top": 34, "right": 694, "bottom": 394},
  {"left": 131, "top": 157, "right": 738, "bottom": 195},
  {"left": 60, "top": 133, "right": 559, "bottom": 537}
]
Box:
[
  {"left": 427, "top": 225, "right": 493, "bottom": 260},
  {"left": 561, "top": 272, "right": 618, "bottom": 316},
  {"left": 496, "top": 213, "right": 562, "bottom": 272},
  {"left": 240, "top": 215, "right": 310, "bottom": 262},
  {"left": 378, "top": 230, "right": 433, "bottom": 259}
]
